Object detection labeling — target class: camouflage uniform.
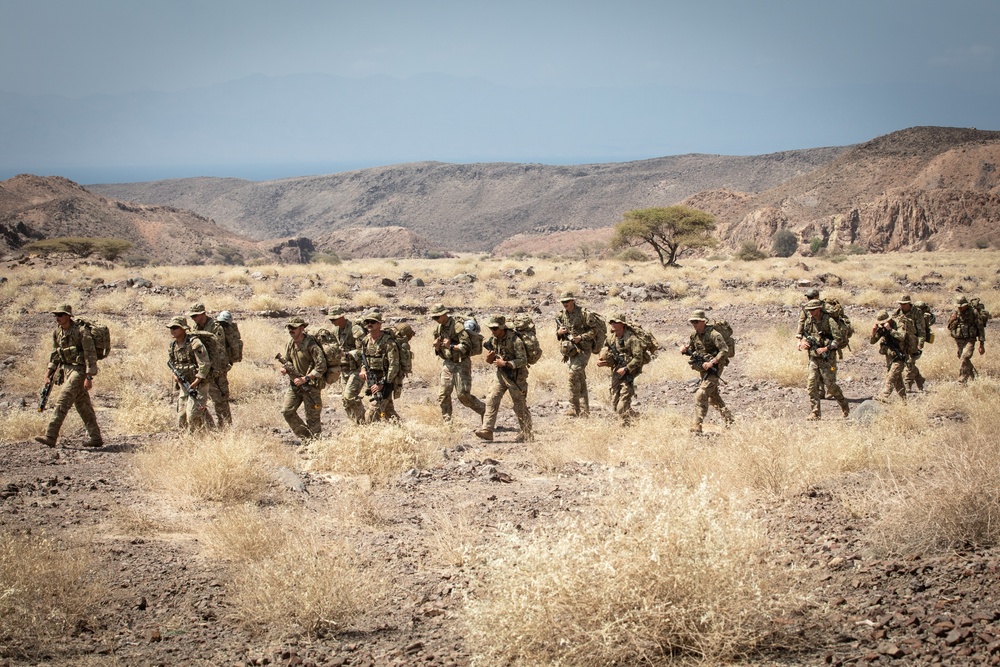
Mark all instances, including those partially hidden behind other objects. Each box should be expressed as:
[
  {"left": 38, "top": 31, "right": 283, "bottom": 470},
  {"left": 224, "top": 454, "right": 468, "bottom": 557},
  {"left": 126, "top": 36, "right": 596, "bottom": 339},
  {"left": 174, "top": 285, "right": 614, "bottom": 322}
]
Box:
[
  {"left": 893, "top": 295, "right": 926, "bottom": 392},
  {"left": 801, "top": 300, "right": 849, "bottom": 419},
  {"left": 557, "top": 292, "right": 600, "bottom": 416},
  {"left": 190, "top": 304, "right": 233, "bottom": 426},
  {"left": 357, "top": 312, "right": 400, "bottom": 423},
  {"left": 600, "top": 316, "right": 645, "bottom": 423},
  {"left": 948, "top": 296, "right": 986, "bottom": 383},
  {"left": 870, "top": 311, "right": 907, "bottom": 402},
  {"left": 432, "top": 305, "right": 486, "bottom": 422},
  {"left": 36, "top": 304, "right": 103, "bottom": 447},
  {"left": 476, "top": 316, "right": 532, "bottom": 442},
  {"left": 684, "top": 310, "right": 734, "bottom": 432},
  {"left": 329, "top": 308, "right": 366, "bottom": 424},
  {"left": 168, "top": 317, "right": 213, "bottom": 432},
  {"left": 280, "top": 318, "right": 327, "bottom": 440}
]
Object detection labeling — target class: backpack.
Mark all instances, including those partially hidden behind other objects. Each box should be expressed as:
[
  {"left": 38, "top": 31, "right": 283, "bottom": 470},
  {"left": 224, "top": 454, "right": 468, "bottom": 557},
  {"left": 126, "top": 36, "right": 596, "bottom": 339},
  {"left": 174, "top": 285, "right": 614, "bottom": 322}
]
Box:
[
  {"left": 384, "top": 324, "right": 414, "bottom": 377},
  {"left": 823, "top": 299, "right": 854, "bottom": 345},
  {"left": 511, "top": 314, "right": 543, "bottom": 366},
  {"left": 914, "top": 302, "right": 936, "bottom": 327},
  {"left": 970, "top": 297, "right": 992, "bottom": 328},
  {"left": 625, "top": 321, "right": 660, "bottom": 365},
  {"left": 312, "top": 327, "right": 343, "bottom": 384},
  {"left": 218, "top": 318, "right": 243, "bottom": 363},
  {"left": 187, "top": 330, "right": 227, "bottom": 375},
  {"left": 708, "top": 320, "right": 736, "bottom": 357},
  {"left": 75, "top": 317, "right": 111, "bottom": 360},
  {"left": 463, "top": 316, "right": 484, "bottom": 357},
  {"left": 585, "top": 309, "right": 608, "bottom": 352}
]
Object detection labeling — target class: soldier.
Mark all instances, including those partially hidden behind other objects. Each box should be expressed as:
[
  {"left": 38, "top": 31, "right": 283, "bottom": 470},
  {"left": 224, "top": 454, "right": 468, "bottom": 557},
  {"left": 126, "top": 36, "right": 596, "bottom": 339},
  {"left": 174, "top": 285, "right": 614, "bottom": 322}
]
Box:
[
  {"left": 797, "top": 299, "right": 850, "bottom": 420},
  {"left": 596, "top": 314, "right": 645, "bottom": 424},
  {"left": 431, "top": 303, "right": 486, "bottom": 423},
  {"left": 167, "top": 315, "right": 213, "bottom": 432},
  {"left": 947, "top": 296, "right": 986, "bottom": 383},
  {"left": 188, "top": 302, "right": 232, "bottom": 426},
  {"left": 476, "top": 315, "right": 533, "bottom": 442},
  {"left": 556, "top": 291, "right": 601, "bottom": 417},
  {"left": 328, "top": 306, "right": 366, "bottom": 424},
  {"left": 870, "top": 310, "right": 907, "bottom": 403},
  {"left": 356, "top": 311, "right": 400, "bottom": 422},
  {"left": 893, "top": 295, "right": 926, "bottom": 392},
  {"left": 34, "top": 304, "right": 104, "bottom": 448},
  {"left": 278, "top": 316, "right": 327, "bottom": 440},
  {"left": 680, "top": 310, "right": 734, "bottom": 433},
  {"left": 795, "top": 288, "right": 821, "bottom": 340}
]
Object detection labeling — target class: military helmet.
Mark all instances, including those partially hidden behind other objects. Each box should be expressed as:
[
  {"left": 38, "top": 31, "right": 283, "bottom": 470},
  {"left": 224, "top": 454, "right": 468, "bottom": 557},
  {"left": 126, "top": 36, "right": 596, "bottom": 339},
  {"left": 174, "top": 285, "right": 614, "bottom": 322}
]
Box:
[
  {"left": 51, "top": 303, "right": 73, "bottom": 316},
  {"left": 428, "top": 303, "right": 449, "bottom": 318},
  {"left": 286, "top": 316, "right": 308, "bottom": 329},
  {"left": 485, "top": 315, "right": 506, "bottom": 329},
  {"left": 464, "top": 318, "right": 481, "bottom": 335},
  {"left": 876, "top": 310, "right": 891, "bottom": 323},
  {"left": 804, "top": 299, "right": 825, "bottom": 310},
  {"left": 804, "top": 288, "right": 820, "bottom": 299},
  {"left": 688, "top": 309, "right": 708, "bottom": 322},
  {"left": 217, "top": 310, "right": 233, "bottom": 323},
  {"left": 167, "top": 315, "right": 189, "bottom": 330},
  {"left": 558, "top": 291, "right": 576, "bottom": 302},
  {"left": 188, "top": 302, "right": 207, "bottom": 316}
]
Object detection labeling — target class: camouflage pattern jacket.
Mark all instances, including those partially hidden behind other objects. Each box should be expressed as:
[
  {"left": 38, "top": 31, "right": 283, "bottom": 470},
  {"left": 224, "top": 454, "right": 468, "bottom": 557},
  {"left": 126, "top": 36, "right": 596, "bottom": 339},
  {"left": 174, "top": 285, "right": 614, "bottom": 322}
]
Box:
[
  {"left": 557, "top": 307, "right": 599, "bottom": 353},
  {"left": 948, "top": 308, "right": 985, "bottom": 342},
  {"left": 604, "top": 330, "right": 645, "bottom": 377},
  {"left": 434, "top": 316, "right": 471, "bottom": 363},
  {"left": 893, "top": 307, "right": 925, "bottom": 352},
  {"left": 194, "top": 315, "right": 230, "bottom": 373},
  {"left": 358, "top": 332, "right": 400, "bottom": 384},
  {"left": 170, "top": 335, "right": 211, "bottom": 383},
  {"left": 801, "top": 313, "right": 846, "bottom": 359},
  {"left": 284, "top": 335, "right": 328, "bottom": 387},
  {"left": 48, "top": 321, "right": 99, "bottom": 377},
  {"left": 688, "top": 326, "right": 730, "bottom": 369},
  {"left": 486, "top": 331, "right": 529, "bottom": 383},
  {"left": 336, "top": 320, "right": 364, "bottom": 370}
]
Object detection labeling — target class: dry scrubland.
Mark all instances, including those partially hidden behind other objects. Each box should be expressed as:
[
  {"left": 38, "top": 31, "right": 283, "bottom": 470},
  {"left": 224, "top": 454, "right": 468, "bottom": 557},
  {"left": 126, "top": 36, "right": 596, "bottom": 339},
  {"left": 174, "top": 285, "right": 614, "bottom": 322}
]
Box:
[{"left": 1, "top": 250, "right": 1000, "bottom": 665}]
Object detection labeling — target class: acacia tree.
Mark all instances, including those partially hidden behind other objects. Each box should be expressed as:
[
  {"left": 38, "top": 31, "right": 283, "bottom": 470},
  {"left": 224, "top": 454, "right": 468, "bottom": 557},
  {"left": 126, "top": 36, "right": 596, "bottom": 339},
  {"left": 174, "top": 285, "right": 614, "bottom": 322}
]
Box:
[{"left": 610, "top": 205, "right": 717, "bottom": 267}]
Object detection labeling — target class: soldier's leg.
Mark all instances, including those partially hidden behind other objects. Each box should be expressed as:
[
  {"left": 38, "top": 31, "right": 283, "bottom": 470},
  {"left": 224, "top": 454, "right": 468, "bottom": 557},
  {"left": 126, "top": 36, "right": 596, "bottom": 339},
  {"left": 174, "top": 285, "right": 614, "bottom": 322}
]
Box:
[
  {"left": 455, "top": 358, "right": 485, "bottom": 417},
  {"left": 281, "top": 387, "right": 312, "bottom": 440},
  {"left": 479, "top": 380, "right": 505, "bottom": 433},
  {"left": 73, "top": 383, "right": 103, "bottom": 445},
  {"left": 302, "top": 386, "right": 323, "bottom": 437},
  {"left": 187, "top": 387, "right": 212, "bottom": 431},
  {"left": 341, "top": 372, "right": 366, "bottom": 424},
  {"left": 889, "top": 360, "right": 906, "bottom": 400},
  {"left": 45, "top": 371, "right": 84, "bottom": 443},
  {"left": 211, "top": 373, "right": 233, "bottom": 425},
  {"left": 819, "top": 365, "right": 849, "bottom": 416},
  {"left": 438, "top": 363, "right": 455, "bottom": 419},
  {"left": 958, "top": 340, "right": 976, "bottom": 382},
  {"left": 176, "top": 384, "right": 189, "bottom": 430},
  {"left": 510, "top": 379, "right": 532, "bottom": 441},
  {"left": 617, "top": 381, "right": 637, "bottom": 424},
  {"left": 806, "top": 360, "right": 822, "bottom": 418},
  {"left": 693, "top": 375, "right": 712, "bottom": 431}
]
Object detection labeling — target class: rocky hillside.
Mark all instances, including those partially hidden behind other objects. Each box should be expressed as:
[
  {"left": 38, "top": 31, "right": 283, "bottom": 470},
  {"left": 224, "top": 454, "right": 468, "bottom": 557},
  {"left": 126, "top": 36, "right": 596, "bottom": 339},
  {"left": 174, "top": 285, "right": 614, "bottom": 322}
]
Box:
[{"left": 87, "top": 150, "right": 845, "bottom": 252}]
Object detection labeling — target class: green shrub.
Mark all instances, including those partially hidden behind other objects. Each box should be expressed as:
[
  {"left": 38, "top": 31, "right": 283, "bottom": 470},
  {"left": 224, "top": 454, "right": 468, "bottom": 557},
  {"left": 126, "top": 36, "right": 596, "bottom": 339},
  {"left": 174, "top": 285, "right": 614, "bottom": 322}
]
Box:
[
  {"left": 734, "top": 242, "right": 766, "bottom": 261},
  {"left": 771, "top": 230, "right": 798, "bottom": 258},
  {"left": 614, "top": 247, "right": 650, "bottom": 262},
  {"left": 809, "top": 236, "right": 826, "bottom": 255},
  {"left": 975, "top": 238, "right": 990, "bottom": 249},
  {"left": 24, "top": 236, "right": 132, "bottom": 261}
]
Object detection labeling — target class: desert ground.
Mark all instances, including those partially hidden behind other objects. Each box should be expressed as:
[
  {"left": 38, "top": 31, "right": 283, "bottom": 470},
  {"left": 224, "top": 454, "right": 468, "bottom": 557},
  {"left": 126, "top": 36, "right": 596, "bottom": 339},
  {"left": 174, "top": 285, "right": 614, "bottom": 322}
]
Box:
[{"left": 2, "top": 250, "right": 1000, "bottom": 667}]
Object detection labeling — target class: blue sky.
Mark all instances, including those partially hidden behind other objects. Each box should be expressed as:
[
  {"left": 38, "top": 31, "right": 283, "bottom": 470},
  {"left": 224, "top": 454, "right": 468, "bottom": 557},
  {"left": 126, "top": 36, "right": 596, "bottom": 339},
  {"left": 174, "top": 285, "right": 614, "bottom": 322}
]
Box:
[{"left": 2, "top": 0, "right": 999, "bottom": 181}]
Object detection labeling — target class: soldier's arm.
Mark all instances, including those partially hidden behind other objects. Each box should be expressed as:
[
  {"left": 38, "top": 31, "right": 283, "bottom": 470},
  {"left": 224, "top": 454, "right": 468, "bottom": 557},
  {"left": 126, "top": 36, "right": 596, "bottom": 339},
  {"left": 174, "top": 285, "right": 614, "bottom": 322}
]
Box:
[
  {"left": 385, "top": 339, "right": 400, "bottom": 383},
  {"left": 192, "top": 340, "right": 212, "bottom": 380},
  {"left": 710, "top": 330, "right": 729, "bottom": 364},
  {"left": 579, "top": 311, "right": 598, "bottom": 342},
  {"left": 625, "top": 337, "right": 644, "bottom": 374},
  {"left": 508, "top": 337, "right": 528, "bottom": 369},
  {"left": 80, "top": 326, "right": 99, "bottom": 377},
  {"left": 796, "top": 309, "right": 807, "bottom": 338},
  {"left": 309, "top": 340, "right": 328, "bottom": 380}
]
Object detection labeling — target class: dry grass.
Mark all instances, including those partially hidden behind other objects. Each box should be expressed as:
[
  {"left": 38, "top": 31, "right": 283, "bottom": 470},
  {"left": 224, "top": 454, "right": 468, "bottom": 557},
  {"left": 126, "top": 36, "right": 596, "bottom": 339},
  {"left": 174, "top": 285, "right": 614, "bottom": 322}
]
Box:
[
  {"left": 464, "top": 477, "right": 798, "bottom": 665},
  {"left": 0, "top": 408, "right": 49, "bottom": 443},
  {"left": 742, "top": 325, "right": 809, "bottom": 387}
]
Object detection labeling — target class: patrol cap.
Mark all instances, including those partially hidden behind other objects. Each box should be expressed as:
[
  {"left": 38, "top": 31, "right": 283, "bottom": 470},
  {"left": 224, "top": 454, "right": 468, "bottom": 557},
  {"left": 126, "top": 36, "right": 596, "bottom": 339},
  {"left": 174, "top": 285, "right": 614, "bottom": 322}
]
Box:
[
  {"left": 804, "top": 299, "right": 825, "bottom": 310},
  {"left": 485, "top": 315, "right": 506, "bottom": 329},
  {"left": 217, "top": 310, "right": 233, "bottom": 323},
  {"left": 608, "top": 313, "right": 628, "bottom": 324},
  {"left": 897, "top": 294, "right": 913, "bottom": 304},
  {"left": 51, "top": 304, "right": 73, "bottom": 316},
  {"left": 167, "top": 315, "right": 189, "bottom": 330},
  {"left": 558, "top": 291, "right": 576, "bottom": 302},
  {"left": 688, "top": 309, "right": 708, "bottom": 322},
  {"left": 362, "top": 310, "right": 384, "bottom": 324},
  {"left": 327, "top": 305, "right": 345, "bottom": 319},
  {"left": 428, "top": 303, "right": 449, "bottom": 318},
  {"left": 286, "top": 316, "right": 308, "bottom": 329},
  {"left": 188, "top": 302, "right": 207, "bottom": 316},
  {"left": 804, "top": 288, "right": 820, "bottom": 299},
  {"left": 956, "top": 295, "right": 969, "bottom": 306},
  {"left": 876, "top": 310, "right": 891, "bottom": 323}
]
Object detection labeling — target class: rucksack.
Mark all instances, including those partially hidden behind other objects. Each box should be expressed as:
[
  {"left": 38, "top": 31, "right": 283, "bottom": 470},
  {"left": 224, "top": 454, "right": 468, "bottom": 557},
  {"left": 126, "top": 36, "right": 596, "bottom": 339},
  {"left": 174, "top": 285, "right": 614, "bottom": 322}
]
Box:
[
  {"left": 511, "top": 314, "right": 543, "bottom": 366},
  {"left": 218, "top": 318, "right": 243, "bottom": 363},
  {"left": 384, "top": 324, "right": 414, "bottom": 377},
  {"left": 823, "top": 299, "right": 854, "bottom": 344},
  {"left": 625, "top": 321, "right": 660, "bottom": 365},
  {"left": 708, "top": 320, "right": 736, "bottom": 357},
  {"left": 586, "top": 309, "right": 608, "bottom": 352},
  {"left": 187, "top": 330, "right": 227, "bottom": 375},
  {"left": 914, "top": 302, "right": 936, "bottom": 327},
  {"left": 75, "top": 317, "right": 111, "bottom": 360},
  {"left": 463, "top": 316, "right": 484, "bottom": 357},
  {"left": 970, "top": 297, "right": 992, "bottom": 328},
  {"left": 312, "top": 327, "right": 343, "bottom": 384}
]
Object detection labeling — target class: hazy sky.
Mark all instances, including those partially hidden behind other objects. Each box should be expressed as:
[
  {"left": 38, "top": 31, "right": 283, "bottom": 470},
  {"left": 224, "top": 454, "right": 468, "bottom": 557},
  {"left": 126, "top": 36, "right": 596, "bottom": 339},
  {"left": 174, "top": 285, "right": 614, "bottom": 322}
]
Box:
[{"left": 2, "top": 0, "right": 999, "bottom": 179}]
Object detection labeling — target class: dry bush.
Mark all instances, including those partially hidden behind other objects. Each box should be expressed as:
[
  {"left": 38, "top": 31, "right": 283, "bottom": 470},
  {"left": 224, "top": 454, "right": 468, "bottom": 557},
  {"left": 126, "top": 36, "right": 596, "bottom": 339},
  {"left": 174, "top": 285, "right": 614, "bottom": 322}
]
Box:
[
  {"left": 464, "top": 477, "right": 797, "bottom": 665},
  {"left": 111, "top": 385, "right": 176, "bottom": 435},
  {"left": 247, "top": 293, "right": 284, "bottom": 312},
  {"left": 304, "top": 421, "right": 449, "bottom": 487},
  {"left": 0, "top": 408, "right": 48, "bottom": 443},
  {"left": 85, "top": 290, "right": 132, "bottom": 315},
  {"left": 424, "top": 504, "right": 486, "bottom": 567},
  {"left": 0, "top": 330, "right": 21, "bottom": 356},
  {"left": 297, "top": 288, "right": 329, "bottom": 308},
  {"left": 350, "top": 289, "right": 384, "bottom": 309},
  {"left": 741, "top": 325, "right": 809, "bottom": 387},
  {"left": 0, "top": 533, "right": 101, "bottom": 653},
  {"left": 132, "top": 429, "right": 290, "bottom": 503}
]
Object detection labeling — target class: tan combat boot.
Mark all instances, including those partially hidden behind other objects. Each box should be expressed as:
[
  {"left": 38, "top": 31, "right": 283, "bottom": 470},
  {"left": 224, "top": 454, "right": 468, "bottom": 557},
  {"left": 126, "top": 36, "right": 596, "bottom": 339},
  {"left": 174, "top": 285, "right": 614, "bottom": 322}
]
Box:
[{"left": 474, "top": 428, "right": 494, "bottom": 441}]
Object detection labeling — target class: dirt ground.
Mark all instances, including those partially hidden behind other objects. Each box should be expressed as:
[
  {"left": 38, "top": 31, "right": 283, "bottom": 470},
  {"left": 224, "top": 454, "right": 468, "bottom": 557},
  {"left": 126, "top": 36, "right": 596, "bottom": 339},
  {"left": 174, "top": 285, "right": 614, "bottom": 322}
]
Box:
[{"left": 2, "top": 260, "right": 999, "bottom": 667}]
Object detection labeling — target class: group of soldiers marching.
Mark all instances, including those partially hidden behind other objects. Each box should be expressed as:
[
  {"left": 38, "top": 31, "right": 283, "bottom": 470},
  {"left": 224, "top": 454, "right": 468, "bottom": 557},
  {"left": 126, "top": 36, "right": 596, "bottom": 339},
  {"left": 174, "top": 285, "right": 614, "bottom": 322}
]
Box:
[{"left": 33, "top": 287, "right": 989, "bottom": 448}]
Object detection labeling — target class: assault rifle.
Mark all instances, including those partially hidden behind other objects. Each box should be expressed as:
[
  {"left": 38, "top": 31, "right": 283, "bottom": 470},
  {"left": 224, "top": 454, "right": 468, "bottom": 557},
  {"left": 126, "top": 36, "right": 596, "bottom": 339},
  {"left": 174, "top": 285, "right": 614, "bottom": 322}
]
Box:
[
  {"left": 605, "top": 344, "right": 634, "bottom": 386},
  {"left": 681, "top": 348, "right": 720, "bottom": 377},
  {"left": 801, "top": 335, "right": 832, "bottom": 360},
  {"left": 872, "top": 326, "right": 906, "bottom": 362},
  {"left": 38, "top": 382, "right": 52, "bottom": 412},
  {"left": 274, "top": 353, "right": 309, "bottom": 395},
  {"left": 358, "top": 350, "right": 384, "bottom": 403},
  {"left": 168, "top": 358, "right": 198, "bottom": 398},
  {"left": 484, "top": 339, "right": 517, "bottom": 383},
  {"left": 555, "top": 318, "right": 579, "bottom": 361}
]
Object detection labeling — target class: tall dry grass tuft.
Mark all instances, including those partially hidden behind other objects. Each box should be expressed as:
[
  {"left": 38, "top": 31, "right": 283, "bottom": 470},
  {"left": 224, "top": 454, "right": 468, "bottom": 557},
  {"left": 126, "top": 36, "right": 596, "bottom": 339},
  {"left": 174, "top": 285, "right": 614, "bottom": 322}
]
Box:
[
  {"left": 304, "top": 421, "right": 449, "bottom": 487},
  {"left": 742, "top": 325, "right": 809, "bottom": 387},
  {"left": 0, "top": 533, "right": 102, "bottom": 651},
  {"left": 464, "top": 477, "right": 798, "bottom": 665},
  {"left": 0, "top": 409, "right": 49, "bottom": 444},
  {"left": 132, "top": 429, "right": 291, "bottom": 503},
  {"left": 206, "top": 505, "right": 392, "bottom": 636},
  {"left": 111, "top": 386, "right": 176, "bottom": 435}
]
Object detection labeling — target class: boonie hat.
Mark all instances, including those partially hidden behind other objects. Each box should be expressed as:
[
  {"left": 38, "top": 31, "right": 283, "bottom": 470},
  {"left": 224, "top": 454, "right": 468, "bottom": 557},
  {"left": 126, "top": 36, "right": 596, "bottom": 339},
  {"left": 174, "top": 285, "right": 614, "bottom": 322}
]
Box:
[
  {"left": 608, "top": 314, "right": 628, "bottom": 324},
  {"left": 688, "top": 309, "right": 708, "bottom": 322},
  {"left": 485, "top": 315, "right": 506, "bottom": 329},
  {"left": 558, "top": 291, "right": 576, "bottom": 302},
  {"left": 327, "top": 306, "right": 345, "bottom": 319},
  {"left": 897, "top": 295, "right": 913, "bottom": 305},
  {"left": 956, "top": 296, "right": 969, "bottom": 306},
  {"left": 363, "top": 311, "right": 384, "bottom": 323},
  {"left": 805, "top": 299, "right": 825, "bottom": 310},
  {"left": 876, "top": 310, "right": 891, "bottom": 323},
  {"left": 428, "top": 303, "right": 449, "bottom": 318},
  {"left": 167, "top": 316, "right": 189, "bottom": 330},
  {"left": 804, "top": 288, "right": 820, "bottom": 299},
  {"left": 188, "top": 302, "right": 207, "bottom": 316},
  {"left": 51, "top": 304, "right": 73, "bottom": 316},
  {"left": 286, "top": 316, "right": 308, "bottom": 329}
]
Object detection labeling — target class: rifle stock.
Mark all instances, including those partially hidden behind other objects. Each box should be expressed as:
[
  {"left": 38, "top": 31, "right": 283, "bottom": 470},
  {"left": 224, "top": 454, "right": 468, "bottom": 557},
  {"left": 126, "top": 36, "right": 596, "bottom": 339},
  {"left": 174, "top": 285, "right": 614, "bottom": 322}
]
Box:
[
  {"left": 605, "top": 344, "right": 633, "bottom": 386},
  {"left": 167, "top": 358, "right": 198, "bottom": 398}
]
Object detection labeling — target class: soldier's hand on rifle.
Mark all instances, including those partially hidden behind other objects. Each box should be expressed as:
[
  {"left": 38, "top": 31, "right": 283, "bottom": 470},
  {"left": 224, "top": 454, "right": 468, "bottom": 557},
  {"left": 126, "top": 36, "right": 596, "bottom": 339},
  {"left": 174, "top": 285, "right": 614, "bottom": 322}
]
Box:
[
  {"left": 292, "top": 375, "right": 309, "bottom": 387},
  {"left": 433, "top": 336, "right": 443, "bottom": 351},
  {"left": 485, "top": 350, "right": 497, "bottom": 364},
  {"left": 557, "top": 326, "right": 568, "bottom": 338},
  {"left": 359, "top": 367, "right": 368, "bottom": 381},
  {"left": 616, "top": 367, "right": 627, "bottom": 377},
  {"left": 680, "top": 345, "right": 689, "bottom": 355},
  {"left": 191, "top": 377, "right": 202, "bottom": 389},
  {"left": 596, "top": 357, "right": 609, "bottom": 367},
  {"left": 796, "top": 339, "right": 811, "bottom": 352},
  {"left": 492, "top": 356, "right": 510, "bottom": 369},
  {"left": 702, "top": 359, "right": 715, "bottom": 372}
]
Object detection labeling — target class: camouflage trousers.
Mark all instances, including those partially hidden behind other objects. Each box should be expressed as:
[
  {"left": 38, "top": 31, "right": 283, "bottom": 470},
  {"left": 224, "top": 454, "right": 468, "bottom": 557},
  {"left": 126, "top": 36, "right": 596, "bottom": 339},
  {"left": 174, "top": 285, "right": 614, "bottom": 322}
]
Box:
[
  {"left": 365, "top": 383, "right": 399, "bottom": 423},
  {"left": 954, "top": 338, "right": 978, "bottom": 382},
  {"left": 903, "top": 354, "right": 925, "bottom": 391},
  {"left": 878, "top": 356, "right": 906, "bottom": 401},
  {"left": 565, "top": 349, "right": 592, "bottom": 415},
  {"left": 438, "top": 358, "right": 485, "bottom": 420},
  {"left": 806, "top": 357, "right": 848, "bottom": 417},
  {"left": 609, "top": 376, "right": 637, "bottom": 424},
  {"left": 177, "top": 379, "right": 213, "bottom": 432},
  {"left": 45, "top": 368, "right": 102, "bottom": 443},
  {"left": 694, "top": 371, "right": 733, "bottom": 427},
  {"left": 204, "top": 371, "right": 233, "bottom": 426},
  {"left": 341, "top": 370, "right": 366, "bottom": 424},
  {"left": 282, "top": 383, "right": 323, "bottom": 440},
  {"left": 483, "top": 375, "right": 532, "bottom": 440}
]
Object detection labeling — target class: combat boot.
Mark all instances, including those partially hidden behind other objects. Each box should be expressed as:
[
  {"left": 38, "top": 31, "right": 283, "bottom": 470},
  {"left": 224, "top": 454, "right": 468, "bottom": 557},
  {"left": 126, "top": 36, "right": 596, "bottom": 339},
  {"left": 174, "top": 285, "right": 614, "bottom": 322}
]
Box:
[
  {"left": 839, "top": 400, "right": 850, "bottom": 418},
  {"left": 84, "top": 438, "right": 104, "bottom": 448},
  {"left": 34, "top": 435, "right": 56, "bottom": 448},
  {"left": 474, "top": 428, "right": 494, "bottom": 441},
  {"left": 806, "top": 413, "right": 821, "bottom": 422},
  {"left": 689, "top": 423, "right": 703, "bottom": 434}
]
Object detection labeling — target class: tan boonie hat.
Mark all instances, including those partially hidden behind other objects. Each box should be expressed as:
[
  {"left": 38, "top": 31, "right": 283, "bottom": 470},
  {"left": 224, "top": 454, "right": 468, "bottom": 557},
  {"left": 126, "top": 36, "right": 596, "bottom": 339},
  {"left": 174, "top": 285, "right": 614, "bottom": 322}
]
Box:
[
  {"left": 363, "top": 310, "right": 384, "bottom": 323},
  {"left": 428, "top": 303, "right": 449, "bottom": 318},
  {"left": 897, "top": 294, "right": 913, "bottom": 304},
  {"left": 608, "top": 313, "right": 628, "bottom": 324},
  {"left": 167, "top": 316, "right": 189, "bottom": 330},
  {"left": 688, "top": 309, "right": 708, "bottom": 322},
  {"left": 485, "top": 315, "right": 506, "bottom": 329},
  {"left": 956, "top": 296, "right": 969, "bottom": 306},
  {"left": 51, "top": 304, "right": 73, "bottom": 316},
  {"left": 188, "top": 302, "right": 207, "bottom": 316},
  {"left": 876, "top": 310, "right": 891, "bottom": 323},
  {"left": 558, "top": 291, "right": 576, "bottom": 302},
  {"left": 286, "top": 316, "right": 307, "bottom": 329},
  {"left": 327, "top": 306, "right": 345, "bottom": 319},
  {"left": 804, "top": 299, "right": 825, "bottom": 310}
]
